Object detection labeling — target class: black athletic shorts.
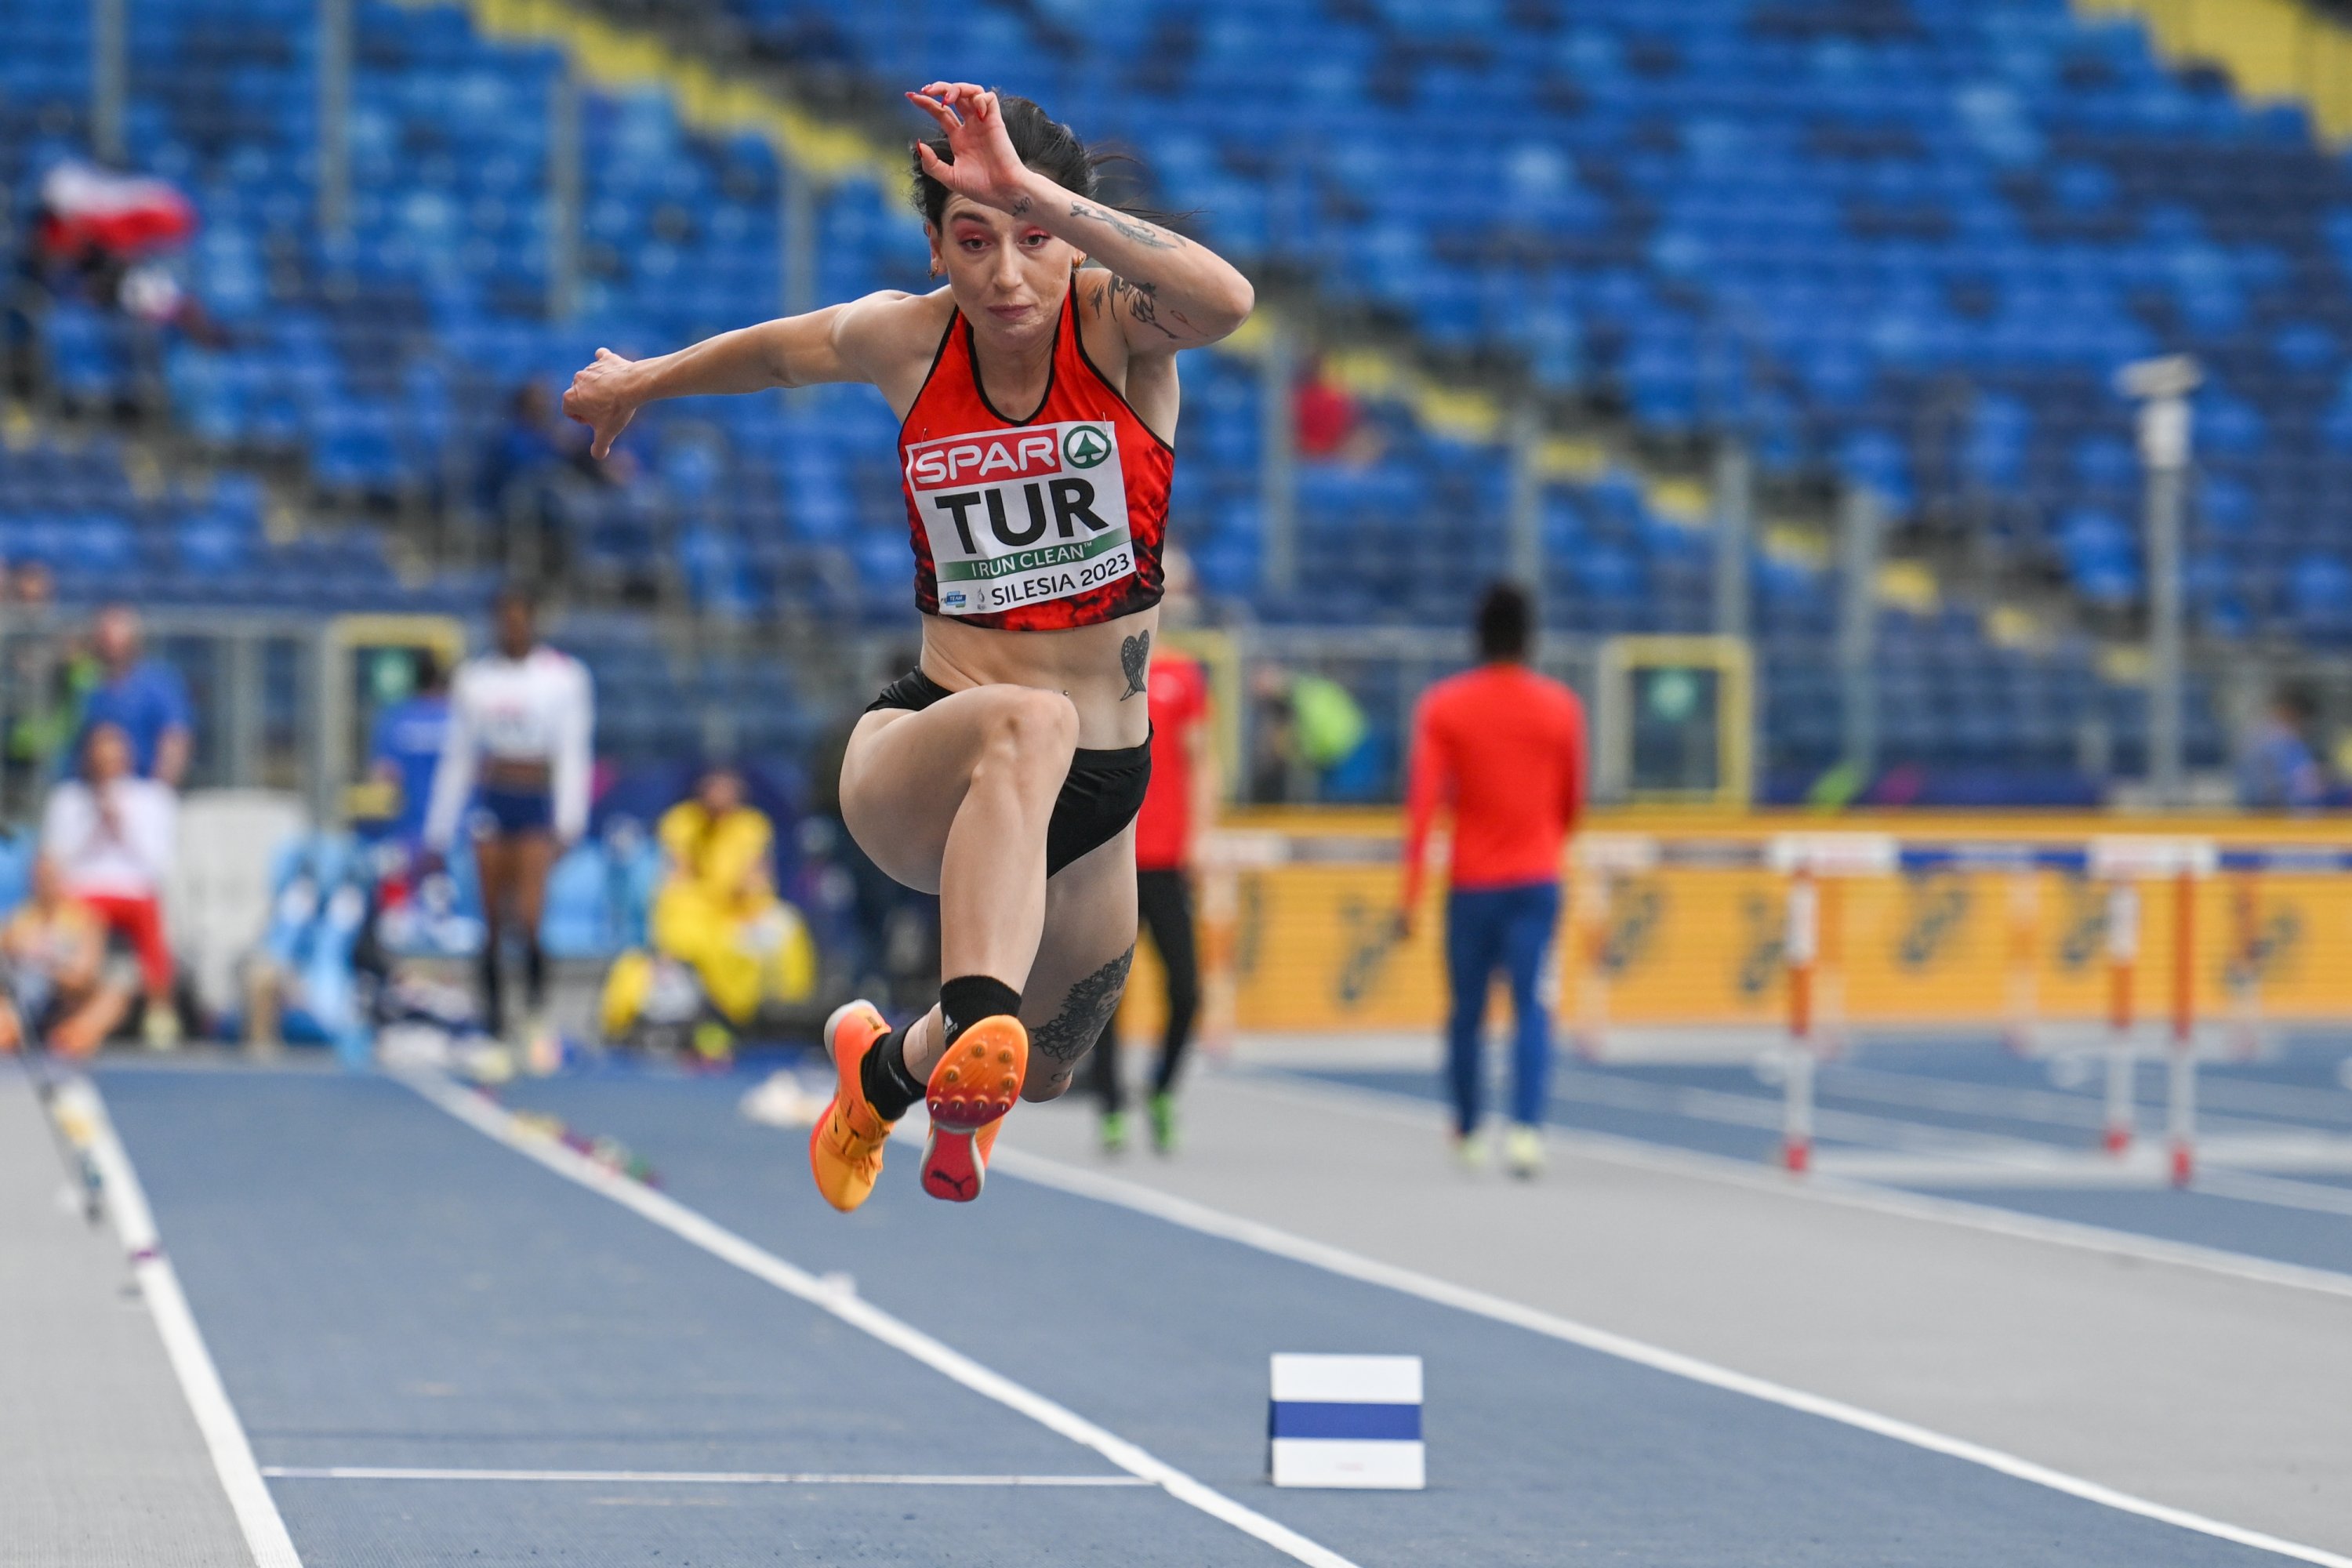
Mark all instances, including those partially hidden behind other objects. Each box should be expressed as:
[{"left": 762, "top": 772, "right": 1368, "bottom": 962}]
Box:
[{"left": 866, "top": 669, "right": 1151, "bottom": 877}]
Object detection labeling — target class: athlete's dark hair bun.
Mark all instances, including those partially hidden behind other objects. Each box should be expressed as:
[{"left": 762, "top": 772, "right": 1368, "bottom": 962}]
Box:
[{"left": 909, "top": 93, "right": 1104, "bottom": 230}]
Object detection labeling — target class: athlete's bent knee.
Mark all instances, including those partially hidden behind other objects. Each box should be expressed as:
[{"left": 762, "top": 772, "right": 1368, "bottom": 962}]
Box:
[{"left": 973, "top": 687, "right": 1079, "bottom": 785}]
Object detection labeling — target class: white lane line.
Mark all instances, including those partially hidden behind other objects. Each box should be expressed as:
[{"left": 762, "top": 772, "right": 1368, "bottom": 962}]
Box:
[
  {"left": 262, "top": 1466, "right": 1152, "bottom": 1486},
  {"left": 1243, "top": 1069, "right": 2352, "bottom": 1302},
  {"left": 59, "top": 1077, "right": 305, "bottom": 1568},
  {"left": 2193, "top": 1169, "right": 2352, "bottom": 1219},
  {"left": 993, "top": 1145, "right": 2352, "bottom": 1568},
  {"left": 397, "top": 1069, "right": 1360, "bottom": 1568}
]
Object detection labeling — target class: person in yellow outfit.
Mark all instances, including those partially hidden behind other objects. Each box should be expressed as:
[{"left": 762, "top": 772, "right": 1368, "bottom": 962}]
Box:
[{"left": 645, "top": 764, "right": 816, "bottom": 1034}]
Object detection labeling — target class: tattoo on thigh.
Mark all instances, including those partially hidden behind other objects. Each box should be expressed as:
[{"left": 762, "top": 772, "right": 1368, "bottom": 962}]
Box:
[{"left": 1033, "top": 947, "right": 1134, "bottom": 1065}]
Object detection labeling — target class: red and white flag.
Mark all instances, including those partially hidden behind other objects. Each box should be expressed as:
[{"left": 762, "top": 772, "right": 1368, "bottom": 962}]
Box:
[{"left": 37, "top": 160, "right": 198, "bottom": 259}]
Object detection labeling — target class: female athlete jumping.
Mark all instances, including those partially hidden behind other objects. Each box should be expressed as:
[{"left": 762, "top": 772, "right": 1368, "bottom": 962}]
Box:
[{"left": 564, "top": 85, "right": 1253, "bottom": 1207}]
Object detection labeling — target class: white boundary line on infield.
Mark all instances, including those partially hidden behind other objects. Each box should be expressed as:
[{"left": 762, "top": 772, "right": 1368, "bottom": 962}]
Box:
[
  {"left": 397, "top": 1068, "right": 1363, "bottom": 1568},
  {"left": 990, "top": 1140, "right": 2352, "bottom": 1568},
  {"left": 1233, "top": 1068, "right": 2352, "bottom": 1303},
  {"left": 262, "top": 1465, "right": 1152, "bottom": 1487},
  {"left": 64, "top": 1076, "right": 305, "bottom": 1568}
]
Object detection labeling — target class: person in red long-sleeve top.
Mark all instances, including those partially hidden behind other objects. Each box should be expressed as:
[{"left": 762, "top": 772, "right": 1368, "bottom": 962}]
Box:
[{"left": 1399, "top": 583, "right": 1587, "bottom": 1178}]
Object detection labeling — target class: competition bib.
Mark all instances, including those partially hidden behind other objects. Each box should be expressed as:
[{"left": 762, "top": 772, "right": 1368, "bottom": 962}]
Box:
[{"left": 904, "top": 421, "right": 1136, "bottom": 617}]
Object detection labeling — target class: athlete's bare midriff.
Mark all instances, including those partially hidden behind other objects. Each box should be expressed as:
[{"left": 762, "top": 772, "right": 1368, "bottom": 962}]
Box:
[{"left": 917, "top": 603, "right": 1160, "bottom": 750}]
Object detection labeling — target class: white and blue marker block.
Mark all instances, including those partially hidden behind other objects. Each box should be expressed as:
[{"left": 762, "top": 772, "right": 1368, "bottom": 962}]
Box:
[{"left": 1268, "top": 1353, "right": 1425, "bottom": 1489}]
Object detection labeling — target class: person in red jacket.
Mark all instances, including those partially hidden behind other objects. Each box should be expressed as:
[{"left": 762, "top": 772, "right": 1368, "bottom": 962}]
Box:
[
  {"left": 1087, "top": 622, "right": 1213, "bottom": 1155},
  {"left": 1399, "top": 583, "right": 1588, "bottom": 1177}
]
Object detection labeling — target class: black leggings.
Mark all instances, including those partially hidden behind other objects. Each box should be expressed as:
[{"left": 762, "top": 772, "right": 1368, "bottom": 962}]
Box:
[{"left": 1089, "top": 868, "right": 1199, "bottom": 1112}]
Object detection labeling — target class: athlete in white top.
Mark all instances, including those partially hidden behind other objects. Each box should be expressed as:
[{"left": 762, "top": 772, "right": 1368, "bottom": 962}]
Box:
[{"left": 423, "top": 589, "right": 593, "bottom": 1042}]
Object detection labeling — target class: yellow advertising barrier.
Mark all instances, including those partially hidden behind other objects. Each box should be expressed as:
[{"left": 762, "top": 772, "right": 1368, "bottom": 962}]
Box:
[{"left": 1111, "top": 809, "right": 2352, "bottom": 1040}]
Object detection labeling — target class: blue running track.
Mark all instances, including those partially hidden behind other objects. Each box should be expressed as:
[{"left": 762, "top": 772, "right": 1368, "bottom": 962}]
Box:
[{"left": 98, "top": 1065, "right": 2318, "bottom": 1566}]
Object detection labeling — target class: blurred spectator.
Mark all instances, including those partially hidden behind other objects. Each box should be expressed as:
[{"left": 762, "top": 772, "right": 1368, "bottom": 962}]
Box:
[
  {"left": 368, "top": 648, "right": 452, "bottom": 846},
  {"left": 43, "top": 722, "right": 179, "bottom": 1047},
  {"left": 1294, "top": 355, "right": 1385, "bottom": 467},
  {"left": 12, "top": 559, "right": 56, "bottom": 606},
  {"left": 478, "top": 383, "right": 630, "bottom": 579},
  {"left": 75, "top": 604, "right": 194, "bottom": 786},
  {"left": 1090, "top": 553, "right": 1217, "bottom": 1155},
  {"left": 1248, "top": 664, "right": 1368, "bottom": 802},
  {"left": 2238, "top": 688, "right": 2326, "bottom": 813},
  {"left": 9, "top": 161, "right": 223, "bottom": 405},
  {"left": 0, "top": 854, "right": 133, "bottom": 1058},
  {"left": 5, "top": 614, "right": 99, "bottom": 802},
  {"left": 648, "top": 764, "right": 816, "bottom": 1029}
]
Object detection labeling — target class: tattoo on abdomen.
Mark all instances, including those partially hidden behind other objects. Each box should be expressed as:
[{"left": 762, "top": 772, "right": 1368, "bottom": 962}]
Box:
[
  {"left": 1120, "top": 630, "right": 1151, "bottom": 700},
  {"left": 1033, "top": 947, "right": 1134, "bottom": 1066}
]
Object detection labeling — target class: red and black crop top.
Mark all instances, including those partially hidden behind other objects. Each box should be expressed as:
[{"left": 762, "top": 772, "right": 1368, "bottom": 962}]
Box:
[{"left": 897, "top": 278, "right": 1174, "bottom": 630}]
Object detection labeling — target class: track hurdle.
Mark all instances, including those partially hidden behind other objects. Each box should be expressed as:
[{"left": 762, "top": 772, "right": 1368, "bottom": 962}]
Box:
[
  {"left": 2089, "top": 838, "right": 2216, "bottom": 1185},
  {"left": 2002, "top": 866, "right": 2040, "bottom": 1055},
  {"left": 1780, "top": 862, "right": 1817, "bottom": 1174},
  {"left": 2100, "top": 877, "right": 2140, "bottom": 1156},
  {"left": 2169, "top": 864, "right": 2198, "bottom": 1187},
  {"left": 1570, "top": 833, "right": 1661, "bottom": 1061},
  {"left": 1769, "top": 835, "right": 1894, "bottom": 1174}
]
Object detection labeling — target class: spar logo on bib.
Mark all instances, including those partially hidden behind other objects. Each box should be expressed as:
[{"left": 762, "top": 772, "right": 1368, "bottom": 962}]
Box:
[{"left": 907, "top": 421, "right": 1136, "bottom": 616}]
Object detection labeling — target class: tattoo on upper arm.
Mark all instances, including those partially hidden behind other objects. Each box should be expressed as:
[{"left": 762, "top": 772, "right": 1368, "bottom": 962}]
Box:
[
  {"left": 1069, "top": 200, "right": 1185, "bottom": 250},
  {"left": 1032, "top": 947, "right": 1135, "bottom": 1066},
  {"left": 1120, "top": 630, "right": 1151, "bottom": 699},
  {"left": 1108, "top": 274, "right": 1181, "bottom": 340}
]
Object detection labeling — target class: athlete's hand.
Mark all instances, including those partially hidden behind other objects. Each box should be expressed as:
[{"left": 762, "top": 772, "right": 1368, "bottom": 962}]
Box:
[
  {"left": 563, "top": 348, "right": 640, "bottom": 459},
  {"left": 906, "top": 84, "right": 1036, "bottom": 217}
]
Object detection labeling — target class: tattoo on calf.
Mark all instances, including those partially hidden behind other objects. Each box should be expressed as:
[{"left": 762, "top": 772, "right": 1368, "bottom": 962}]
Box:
[
  {"left": 1120, "top": 630, "right": 1151, "bottom": 700},
  {"left": 1033, "top": 948, "right": 1134, "bottom": 1066}
]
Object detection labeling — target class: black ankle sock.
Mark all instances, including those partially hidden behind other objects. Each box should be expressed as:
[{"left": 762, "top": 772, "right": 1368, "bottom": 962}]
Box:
[
  {"left": 478, "top": 942, "right": 505, "bottom": 1037},
  {"left": 859, "top": 1029, "right": 927, "bottom": 1122},
  {"left": 939, "top": 975, "right": 1022, "bottom": 1050}
]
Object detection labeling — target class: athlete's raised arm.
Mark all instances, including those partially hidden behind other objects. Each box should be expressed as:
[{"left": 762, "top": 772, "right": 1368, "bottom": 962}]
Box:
[
  {"left": 909, "top": 82, "right": 1254, "bottom": 354},
  {"left": 561, "top": 289, "right": 924, "bottom": 459}
]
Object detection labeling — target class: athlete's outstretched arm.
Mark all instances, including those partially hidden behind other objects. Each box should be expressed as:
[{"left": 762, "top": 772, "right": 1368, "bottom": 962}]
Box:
[
  {"left": 909, "top": 83, "right": 1254, "bottom": 352},
  {"left": 561, "top": 291, "right": 911, "bottom": 458}
]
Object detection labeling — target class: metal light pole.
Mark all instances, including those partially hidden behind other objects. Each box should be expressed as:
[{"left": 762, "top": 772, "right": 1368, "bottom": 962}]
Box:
[
  {"left": 1258, "top": 318, "right": 1298, "bottom": 599},
  {"left": 1712, "top": 434, "right": 1751, "bottom": 641},
  {"left": 546, "top": 64, "right": 580, "bottom": 321},
  {"left": 317, "top": 0, "right": 353, "bottom": 235},
  {"left": 779, "top": 143, "right": 816, "bottom": 408},
  {"left": 2119, "top": 354, "right": 2200, "bottom": 808},
  {"left": 91, "top": 0, "right": 127, "bottom": 163},
  {"left": 1837, "top": 484, "right": 1882, "bottom": 783},
  {"left": 780, "top": 149, "right": 816, "bottom": 318},
  {"left": 1505, "top": 401, "right": 1543, "bottom": 593}
]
